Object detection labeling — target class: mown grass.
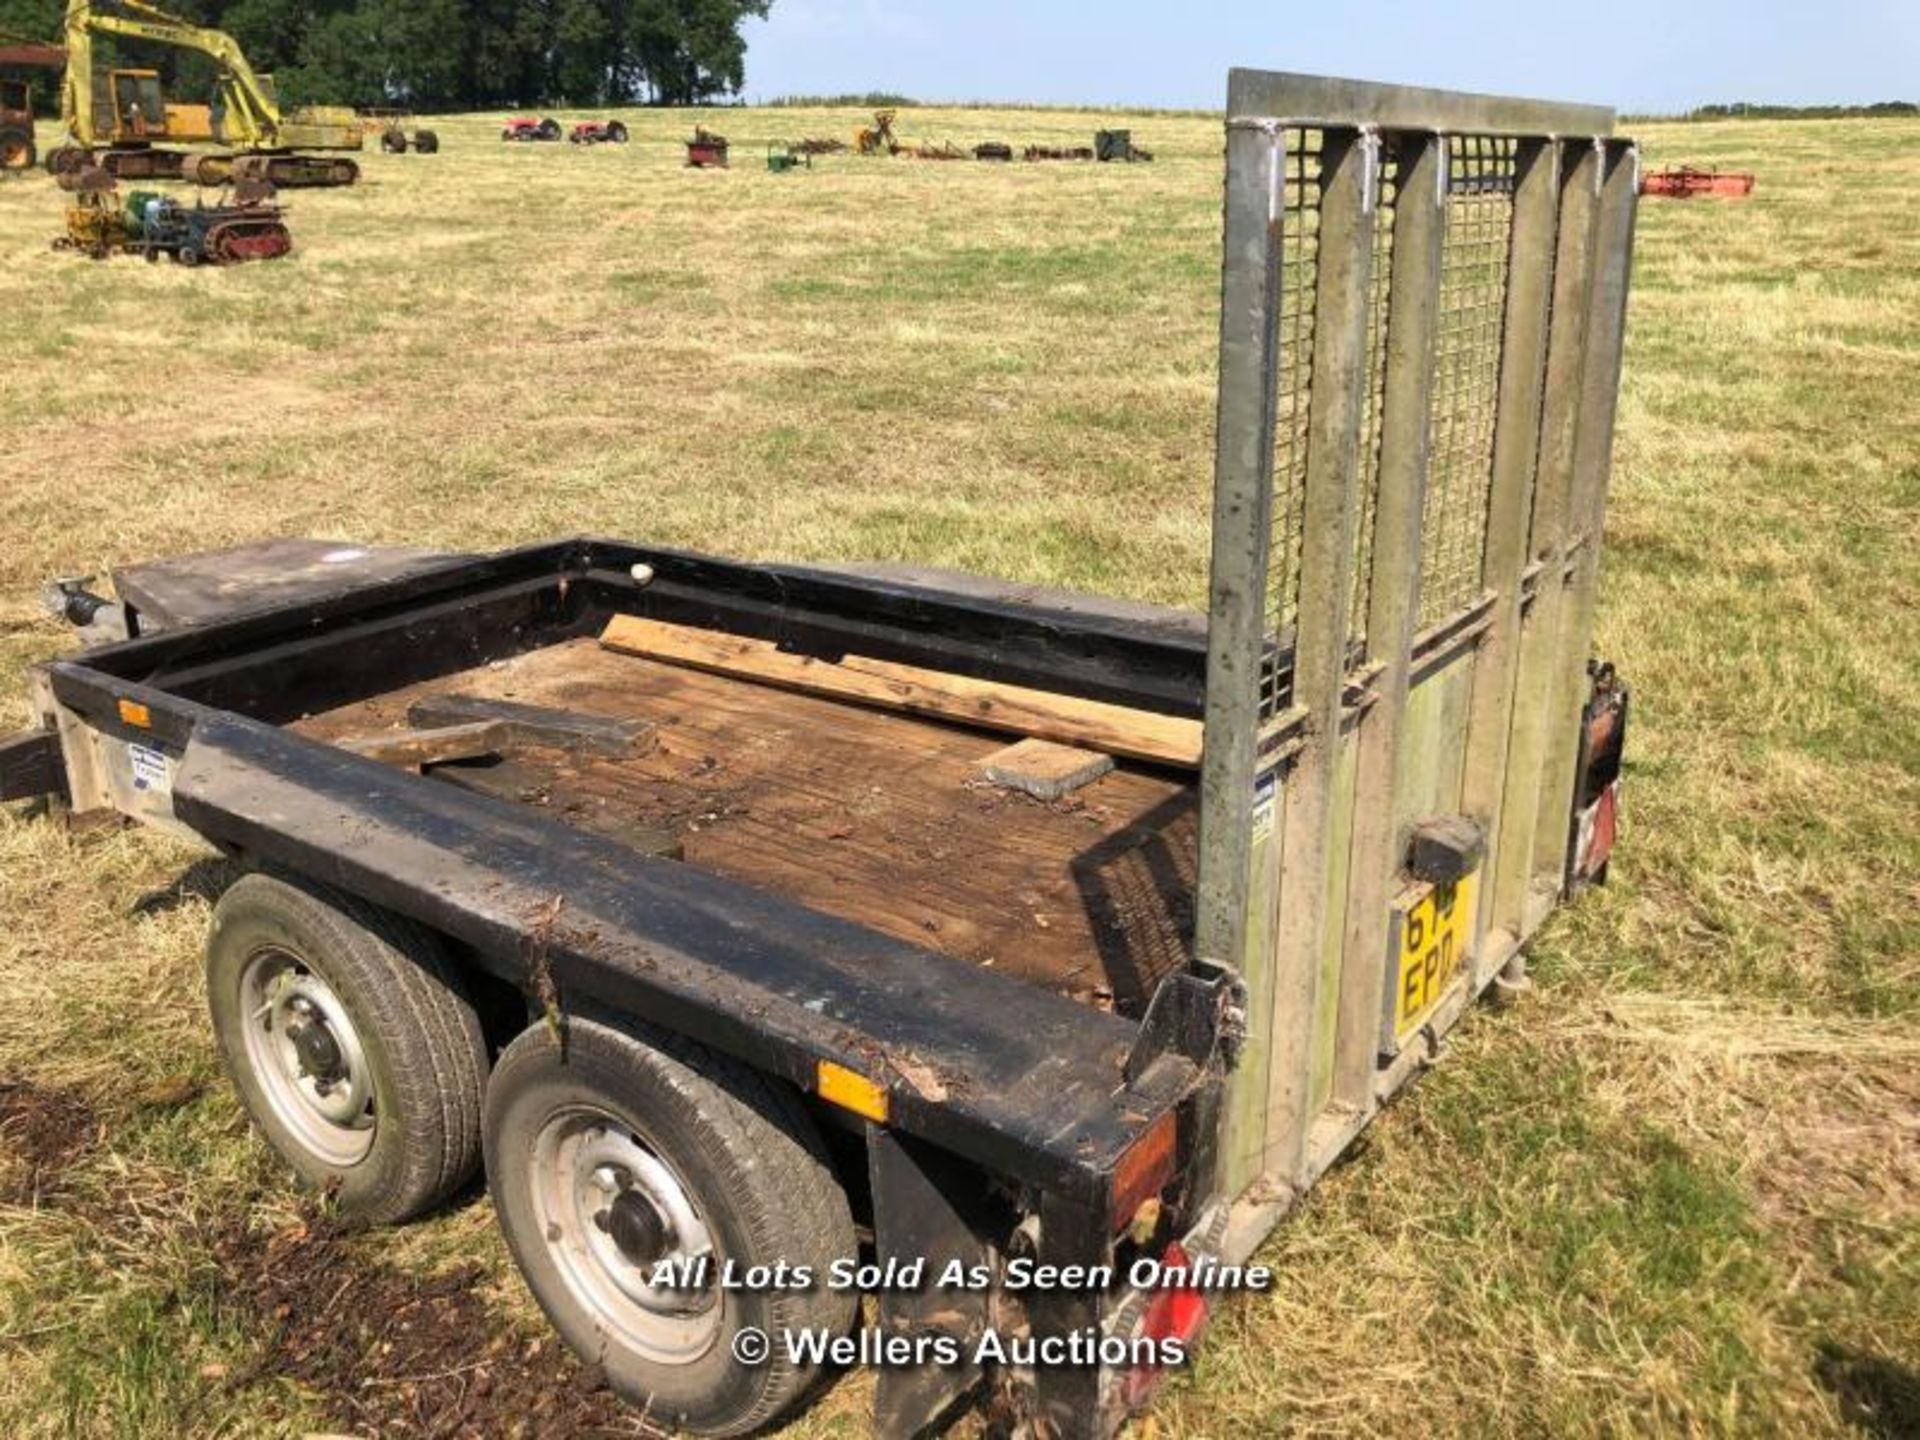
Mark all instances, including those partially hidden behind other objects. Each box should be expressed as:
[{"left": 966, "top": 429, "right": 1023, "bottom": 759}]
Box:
[{"left": 0, "top": 105, "right": 1915, "bottom": 1436}]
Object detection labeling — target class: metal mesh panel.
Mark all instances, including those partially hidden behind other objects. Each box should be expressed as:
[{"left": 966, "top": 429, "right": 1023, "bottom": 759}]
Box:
[
  {"left": 1261, "top": 126, "right": 1321, "bottom": 719},
  {"left": 1417, "top": 134, "right": 1518, "bottom": 628},
  {"left": 1347, "top": 151, "right": 1398, "bottom": 654}
]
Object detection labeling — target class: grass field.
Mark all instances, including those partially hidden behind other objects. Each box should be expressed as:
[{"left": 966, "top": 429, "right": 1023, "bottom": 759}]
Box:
[{"left": 1, "top": 101, "right": 1917, "bottom": 1438}]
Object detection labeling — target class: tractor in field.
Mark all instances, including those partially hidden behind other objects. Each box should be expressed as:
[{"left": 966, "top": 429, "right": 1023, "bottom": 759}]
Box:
[
  {"left": 1640, "top": 165, "right": 1754, "bottom": 198},
  {"left": 1, "top": 74, "right": 36, "bottom": 168},
  {"left": 501, "top": 116, "right": 560, "bottom": 142},
  {"left": 0, "top": 30, "right": 65, "bottom": 171},
  {"left": 568, "top": 119, "right": 628, "bottom": 145}
]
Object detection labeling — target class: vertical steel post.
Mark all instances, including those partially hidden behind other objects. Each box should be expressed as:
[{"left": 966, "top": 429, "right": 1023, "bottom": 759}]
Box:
[
  {"left": 1530, "top": 138, "right": 1641, "bottom": 886},
  {"left": 1461, "top": 136, "right": 1563, "bottom": 977},
  {"left": 1030, "top": 1190, "right": 1108, "bottom": 1437},
  {"left": 1260, "top": 125, "right": 1376, "bottom": 1183},
  {"left": 1196, "top": 118, "right": 1286, "bottom": 1192},
  {"left": 1490, "top": 138, "right": 1603, "bottom": 942},
  {"left": 1329, "top": 131, "right": 1446, "bottom": 1113}
]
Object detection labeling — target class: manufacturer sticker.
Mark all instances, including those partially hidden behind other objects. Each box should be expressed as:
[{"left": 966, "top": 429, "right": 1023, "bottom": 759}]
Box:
[
  {"left": 129, "top": 742, "right": 172, "bottom": 796},
  {"left": 1251, "top": 774, "right": 1277, "bottom": 842}
]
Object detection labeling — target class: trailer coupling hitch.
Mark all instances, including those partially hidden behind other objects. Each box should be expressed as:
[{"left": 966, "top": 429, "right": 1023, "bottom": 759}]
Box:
[
  {"left": 1123, "top": 957, "right": 1248, "bottom": 1087},
  {"left": 41, "top": 576, "right": 129, "bottom": 645}
]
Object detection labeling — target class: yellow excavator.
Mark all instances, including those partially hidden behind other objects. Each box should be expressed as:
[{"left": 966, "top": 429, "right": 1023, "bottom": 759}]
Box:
[{"left": 45, "top": 0, "right": 361, "bottom": 187}]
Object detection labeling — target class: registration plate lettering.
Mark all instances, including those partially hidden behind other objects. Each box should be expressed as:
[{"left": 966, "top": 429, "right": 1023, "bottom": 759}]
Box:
[{"left": 1389, "top": 872, "right": 1478, "bottom": 1044}]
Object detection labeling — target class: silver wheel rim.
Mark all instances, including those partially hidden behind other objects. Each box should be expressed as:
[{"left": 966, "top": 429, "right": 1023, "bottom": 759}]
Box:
[
  {"left": 238, "top": 946, "right": 376, "bottom": 1168},
  {"left": 530, "top": 1106, "right": 724, "bottom": 1364}
]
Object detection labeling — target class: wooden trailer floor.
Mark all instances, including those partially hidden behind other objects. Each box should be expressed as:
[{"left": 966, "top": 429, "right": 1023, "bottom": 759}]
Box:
[{"left": 295, "top": 637, "right": 1197, "bottom": 1012}]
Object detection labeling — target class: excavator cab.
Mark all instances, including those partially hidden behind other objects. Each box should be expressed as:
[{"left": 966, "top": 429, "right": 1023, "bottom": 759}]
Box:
[
  {"left": 106, "top": 67, "right": 162, "bottom": 138},
  {"left": 103, "top": 68, "right": 214, "bottom": 143}
]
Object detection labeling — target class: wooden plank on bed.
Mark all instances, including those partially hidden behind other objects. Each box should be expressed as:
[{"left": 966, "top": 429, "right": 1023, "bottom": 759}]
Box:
[
  {"left": 339, "top": 720, "right": 508, "bottom": 769},
  {"left": 598, "top": 615, "right": 1203, "bottom": 768}
]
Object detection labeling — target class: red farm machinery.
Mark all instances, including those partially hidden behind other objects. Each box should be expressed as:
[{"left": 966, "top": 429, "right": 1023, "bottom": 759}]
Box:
[
  {"left": 500, "top": 115, "right": 560, "bottom": 142},
  {"left": 569, "top": 119, "right": 628, "bottom": 145},
  {"left": 1640, "top": 164, "right": 1754, "bottom": 198}
]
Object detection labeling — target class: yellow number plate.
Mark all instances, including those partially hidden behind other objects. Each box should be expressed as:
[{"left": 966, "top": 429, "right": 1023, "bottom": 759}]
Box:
[{"left": 1390, "top": 872, "right": 1478, "bottom": 1042}]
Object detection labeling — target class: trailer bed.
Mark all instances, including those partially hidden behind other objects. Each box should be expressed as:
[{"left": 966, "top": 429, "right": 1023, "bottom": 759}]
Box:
[{"left": 295, "top": 636, "right": 1198, "bottom": 1013}]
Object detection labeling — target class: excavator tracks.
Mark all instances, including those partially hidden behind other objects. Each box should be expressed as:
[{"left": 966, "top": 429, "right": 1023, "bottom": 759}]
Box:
[
  {"left": 228, "top": 151, "right": 358, "bottom": 188},
  {"left": 44, "top": 145, "right": 356, "bottom": 187}
]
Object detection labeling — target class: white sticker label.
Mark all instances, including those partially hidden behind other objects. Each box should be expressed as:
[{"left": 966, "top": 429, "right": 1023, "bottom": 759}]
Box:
[
  {"left": 129, "top": 742, "right": 172, "bottom": 795},
  {"left": 1251, "top": 774, "right": 1277, "bottom": 842}
]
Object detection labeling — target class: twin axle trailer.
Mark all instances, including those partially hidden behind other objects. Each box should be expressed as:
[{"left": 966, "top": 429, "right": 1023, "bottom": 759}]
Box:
[{"left": 2, "top": 71, "right": 1638, "bottom": 1438}]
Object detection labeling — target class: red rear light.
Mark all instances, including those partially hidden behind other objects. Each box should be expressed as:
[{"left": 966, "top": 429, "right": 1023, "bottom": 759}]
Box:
[
  {"left": 1120, "top": 1241, "right": 1210, "bottom": 1410},
  {"left": 1572, "top": 780, "right": 1620, "bottom": 882}
]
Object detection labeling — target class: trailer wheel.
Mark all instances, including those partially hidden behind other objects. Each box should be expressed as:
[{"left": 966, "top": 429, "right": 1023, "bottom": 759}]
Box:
[
  {"left": 206, "top": 873, "right": 488, "bottom": 1224},
  {"left": 413, "top": 129, "right": 439, "bottom": 154},
  {"left": 484, "top": 1017, "right": 856, "bottom": 1436}
]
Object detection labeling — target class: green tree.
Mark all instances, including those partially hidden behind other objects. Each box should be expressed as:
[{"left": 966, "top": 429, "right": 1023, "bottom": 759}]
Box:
[
  {"left": 7, "top": 0, "right": 774, "bottom": 113},
  {"left": 627, "top": 0, "right": 768, "bottom": 104}
]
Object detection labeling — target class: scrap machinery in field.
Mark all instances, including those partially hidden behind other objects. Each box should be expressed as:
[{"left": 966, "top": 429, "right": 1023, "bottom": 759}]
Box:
[
  {"left": 501, "top": 115, "right": 561, "bottom": 142},
  {"left": 355, "top": 106, "right": 439, "bottom": 154},
  {"left": 569, "top": 119, "right": 629, "bottom": 144},
  {"left": 0, "top": 29, "right": 66, "bottom": 171},
  {"left": 45, "top": 0, "right": 362, "bottom": 187},
  {"left": 55, "top": 164, "right": 290, "bottom": 263},
  {"left": 1639, "top": 164, "right": 1754, "bottom": 198}
]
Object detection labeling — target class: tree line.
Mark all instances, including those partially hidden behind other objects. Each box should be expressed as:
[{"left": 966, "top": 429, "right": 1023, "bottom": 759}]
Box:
[
  {"left": 0, "top": 0, "right": 770, "bottom": 109},
  {"left": 1630, "top": 100, "right": 1918, "bottom": 122}
]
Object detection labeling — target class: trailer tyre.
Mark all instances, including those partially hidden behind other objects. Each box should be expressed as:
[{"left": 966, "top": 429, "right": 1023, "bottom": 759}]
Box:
[
  {"left": 206, "top": 873, "right": 488, "bottom": 1224},
  {"left": 484, "top": 1016, "right": 857, "bottom": 1436}
]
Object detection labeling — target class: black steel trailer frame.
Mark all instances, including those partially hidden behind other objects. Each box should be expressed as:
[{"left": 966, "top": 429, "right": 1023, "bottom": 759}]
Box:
[{"left": 19, "top": 535, "right": 1237, "bottom": 1436}]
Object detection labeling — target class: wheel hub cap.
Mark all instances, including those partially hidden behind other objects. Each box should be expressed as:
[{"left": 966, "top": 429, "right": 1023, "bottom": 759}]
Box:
[
  {"left": 290, "top": 1014, "right": 345, "bottom": 1083},
  {"left": 600, "top": 1187, "right": 673, "bottom": 1267}
]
